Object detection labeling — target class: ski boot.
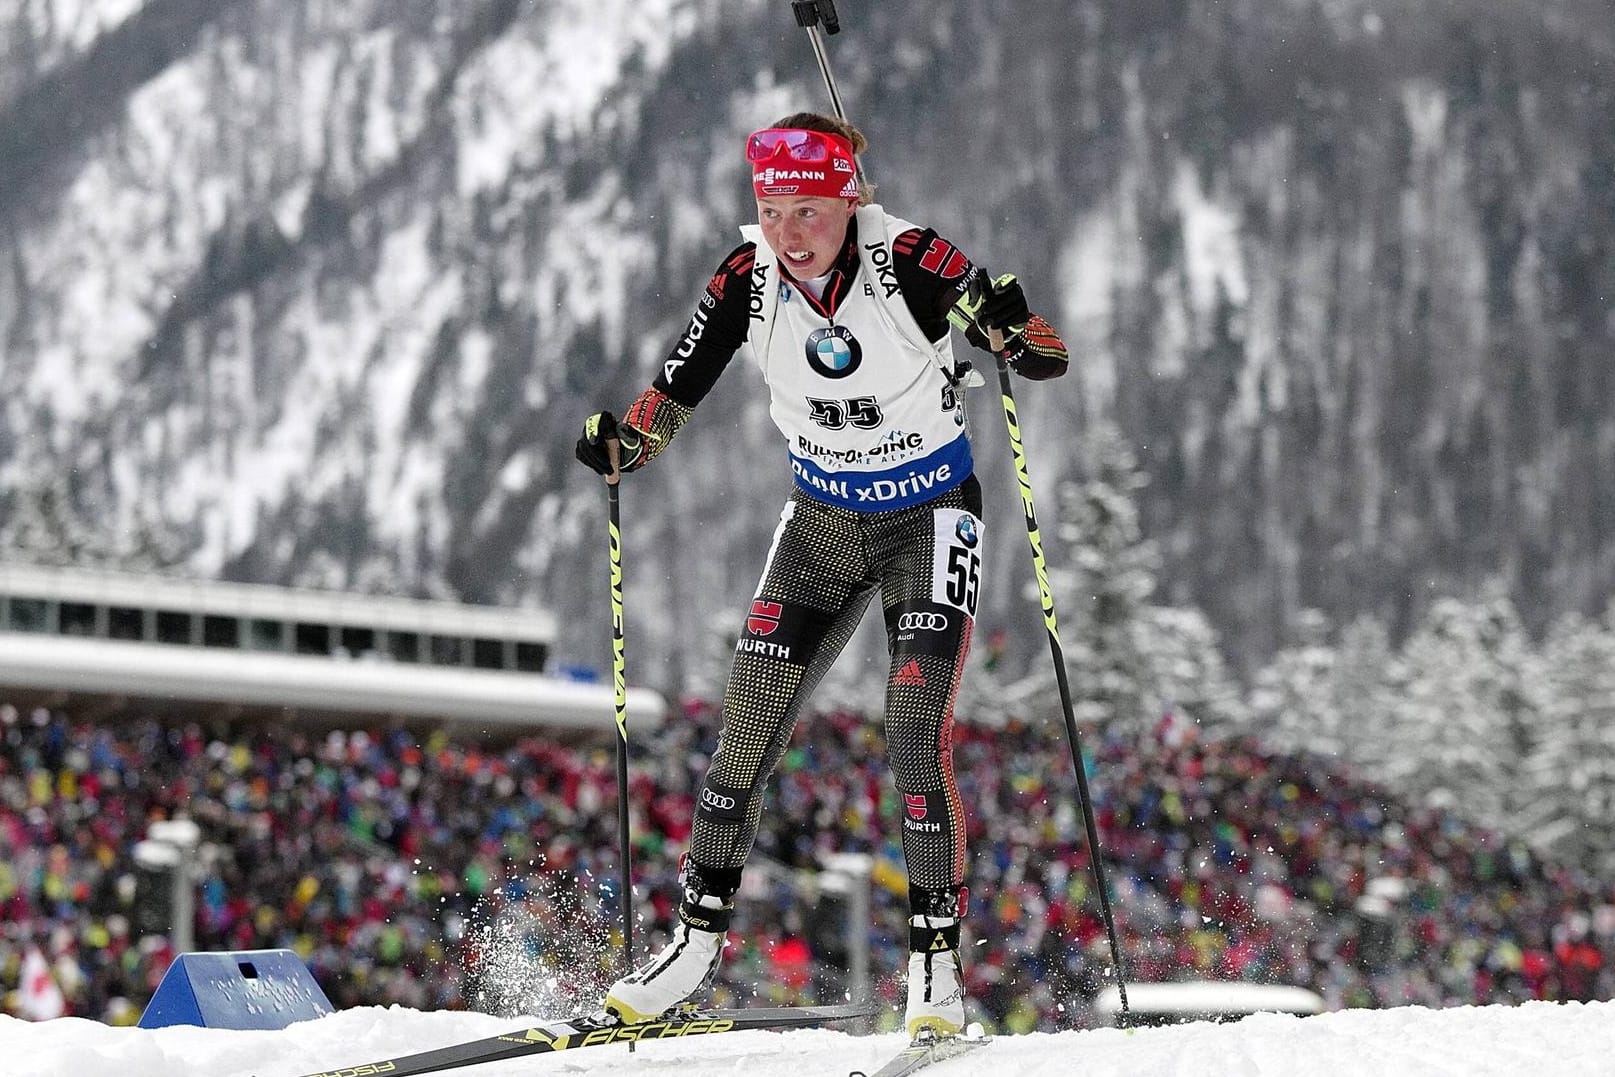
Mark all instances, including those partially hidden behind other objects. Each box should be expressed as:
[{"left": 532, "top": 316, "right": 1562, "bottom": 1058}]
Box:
[
  {"left": 602, "top": 867, "right": 738, "bottom": 1024},
  {"left": 904, "top": 914, "right": 966, "bottom": 1039}
]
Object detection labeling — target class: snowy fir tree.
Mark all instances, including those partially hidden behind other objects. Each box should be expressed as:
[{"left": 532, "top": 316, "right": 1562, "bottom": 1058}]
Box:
[
  {"left": 1325, "top": 616, "right": 1403, "bottom": 784},
  {"left": 1520, "top": 608, "right": 1615, "bottom": 877},
  {"left": 1132, "top": 603, "right": 1247, "bottom": 733},
  {"left": 1249, "top": 608, "right": 1343, "bottom": 758},
  {"left": 1249, "top": 611, "right": 1408, "bottom": 782},
  {"left": 1046, "top": 426, "right": 1162, "bottom": 734},
  {"left": 1382, "top": 585, "right": 1544, "bottom": 830},
  {"left": 0, "top": 474, "right": 188, "bottom": 571},
  {"left": 1040, "top": 424, "right": 1242, "bottom": 735}
]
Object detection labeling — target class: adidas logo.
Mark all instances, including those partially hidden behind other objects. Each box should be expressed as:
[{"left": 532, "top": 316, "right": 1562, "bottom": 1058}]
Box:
[{"left": 894, "top": 659, "right": 927, "bottom": 687}]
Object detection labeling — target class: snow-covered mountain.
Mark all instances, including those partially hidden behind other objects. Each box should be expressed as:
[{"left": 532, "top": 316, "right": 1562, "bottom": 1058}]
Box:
[{"left": 2, "top": 0, "right": 1612, "bottom": 686}]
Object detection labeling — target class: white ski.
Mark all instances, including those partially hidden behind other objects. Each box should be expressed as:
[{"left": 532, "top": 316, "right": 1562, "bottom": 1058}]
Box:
[{"left": 850, "top": 1026, "right": 992, "bottom": 1077}]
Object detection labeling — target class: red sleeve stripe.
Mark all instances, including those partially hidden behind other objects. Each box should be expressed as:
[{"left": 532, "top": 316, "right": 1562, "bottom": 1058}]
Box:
[
  {"left": 726, "top": 247, "right": 756, "bottom": 274},
  {"left": 1024, "top": 315, "right": 1066, "bottom": 353},
  {"left": 624, "top": 388, "right": 667, "bottom": 432},
  {"left": 893, "top": 228, "right": 923, "bottom": 256}
]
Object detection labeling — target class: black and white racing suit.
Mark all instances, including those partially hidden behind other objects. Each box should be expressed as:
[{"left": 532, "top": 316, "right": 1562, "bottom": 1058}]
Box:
[{"left": 618, "top": 205, "right": 1065, "bottom": 918}]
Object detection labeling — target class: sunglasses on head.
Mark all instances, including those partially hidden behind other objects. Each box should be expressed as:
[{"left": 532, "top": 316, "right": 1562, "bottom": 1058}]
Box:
[{"left": 746, "top": 128, "right": 847, "bottom": 164}]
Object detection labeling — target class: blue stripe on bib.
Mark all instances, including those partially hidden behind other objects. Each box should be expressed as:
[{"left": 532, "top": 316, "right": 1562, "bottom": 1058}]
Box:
[{"left": 789, "top": 435, "right": 973, "bottom": 511}]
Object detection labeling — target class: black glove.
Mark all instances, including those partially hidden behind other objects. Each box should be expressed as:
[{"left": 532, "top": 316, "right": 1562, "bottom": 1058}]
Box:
[
  {"left": 575, "top": 411, "right": 642, "bottom": 476},
  {"left": 977, "top": 273, "right": 1030, "bottom": 337},
  {"left": 949, "top": 272, "right": 1031, "bottom": 343}
]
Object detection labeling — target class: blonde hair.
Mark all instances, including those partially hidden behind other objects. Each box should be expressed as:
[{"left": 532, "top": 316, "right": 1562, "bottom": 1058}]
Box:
[{"left": 770, "top": 111, "right": 876, "bottom": 205}]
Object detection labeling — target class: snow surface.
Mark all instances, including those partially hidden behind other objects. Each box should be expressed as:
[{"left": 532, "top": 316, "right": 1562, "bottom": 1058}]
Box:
[{"left": 5, "top": 1000, "right": 1614, "bottom": 1077}]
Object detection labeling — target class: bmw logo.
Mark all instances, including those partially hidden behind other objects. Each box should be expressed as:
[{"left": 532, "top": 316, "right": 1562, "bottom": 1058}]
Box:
[
  {"left": 955, "top": 515, "right": 979, "bottom": 548},
  {"left": 805, "top": 326, "right": 862, "bottom": 379}
]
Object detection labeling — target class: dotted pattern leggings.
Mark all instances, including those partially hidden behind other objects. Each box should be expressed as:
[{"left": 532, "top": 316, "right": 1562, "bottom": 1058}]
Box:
[{"left": 687, "top": 475, "right": 984, "bottom": 898}]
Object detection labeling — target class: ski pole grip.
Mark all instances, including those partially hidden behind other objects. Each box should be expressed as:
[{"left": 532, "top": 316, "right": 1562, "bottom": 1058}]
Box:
[
  {"left": 606, "top": 438, "right": 622, "bottom": 486},
  {"left": 792, "top": 0, "right": 840, "bottom": 33}
]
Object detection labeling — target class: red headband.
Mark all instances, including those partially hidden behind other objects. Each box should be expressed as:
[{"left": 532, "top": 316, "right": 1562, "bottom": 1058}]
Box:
[{"left": 747, "top": 127, "right": 860, "bottom": 201}]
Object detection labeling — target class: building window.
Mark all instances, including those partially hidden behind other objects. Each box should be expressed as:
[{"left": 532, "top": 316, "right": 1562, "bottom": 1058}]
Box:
[
  {"left": 156, "top": 610, "right": 193, "bottom": 645},
  {"left": 59, "top": 602, "right": 98, "bottom": 637},
  {"left": 6, "top": 597, "right": 49, "bottom": 633},
  {"left": 294, "top": 622, "right": 330, "bottom": 656},
  {"left": 203, "top": 615, "right": 240, "bottom": 648},
  {"left": 108, "top": 607, "right": 144, "bottom": 641},
  {"left": 339, "top": 626, "right": 376, "bottom": 659},
  {"left": 472, "top": 638, "right": 506, "bottom": 670},
  {"left": 388, "top": 631, "right": 420, "bottom": 663},
  {"left": 514, "top": 641, "right": 547, "bottom": 672},
  {"left": 248, "top": 619, "right": 285, "bottom": 651},
  {"left": 430, "top": 635, "right": 465, "bottom": 666}
]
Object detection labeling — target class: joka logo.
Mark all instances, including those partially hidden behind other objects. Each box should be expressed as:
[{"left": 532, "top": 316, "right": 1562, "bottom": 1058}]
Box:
[
  {"left": 954, "top": 515, "right": 980, "bottom": 548},
  {"left": 894, "top": 658, "right": 928, "bottom": 687},
  {"left": 805, "top": 326, "right": 862, "bottom": 379},
  {"left": 747, "top": 599, "right": 782, "bottom": 635},
  {"left": 905, "top": 793, "right": 929, "bottom": 820}
]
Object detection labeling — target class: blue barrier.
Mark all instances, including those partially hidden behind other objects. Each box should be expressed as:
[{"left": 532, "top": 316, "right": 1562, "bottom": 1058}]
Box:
[{"left": 138, "top": 949, "right": 334, "bottom": 1030}]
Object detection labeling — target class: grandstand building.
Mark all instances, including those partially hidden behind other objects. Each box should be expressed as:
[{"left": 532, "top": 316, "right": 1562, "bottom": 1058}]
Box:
[{"left": 0, "top": 561, "right": 664, "bottom": 734}]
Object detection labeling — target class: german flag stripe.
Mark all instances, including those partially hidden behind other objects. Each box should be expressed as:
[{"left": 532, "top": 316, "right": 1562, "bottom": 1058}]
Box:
[
  {"left": 624, "top": 388, "right": 667, "bottom": 433},
  {"left": 1023, "top": 315, "right": 1066, "bottom": 356}
]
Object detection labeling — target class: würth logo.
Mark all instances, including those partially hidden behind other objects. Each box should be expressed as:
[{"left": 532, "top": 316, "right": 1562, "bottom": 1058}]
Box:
[
  {"left": 920, "top": 238, "right": 970, "bottom": 279},
  {"left": 894, "top": 659, "right": 927, "bottom": 687},
  {"left": 747, "top": 599, "right": 782, "bottom": 636},
  {"left": 903, "top": 791, "right": 943, "bottom": 834}
]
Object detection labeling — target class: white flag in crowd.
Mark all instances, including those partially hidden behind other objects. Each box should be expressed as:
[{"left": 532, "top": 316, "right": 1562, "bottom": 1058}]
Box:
[{"left": 19, "top": 947, "right": 66, "bottom": 1021}]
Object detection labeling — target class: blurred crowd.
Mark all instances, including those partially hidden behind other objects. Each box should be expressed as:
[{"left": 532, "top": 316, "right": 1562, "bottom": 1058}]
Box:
[{"left": 2, "top": 696, "right": 1612, "bottom": 1030}]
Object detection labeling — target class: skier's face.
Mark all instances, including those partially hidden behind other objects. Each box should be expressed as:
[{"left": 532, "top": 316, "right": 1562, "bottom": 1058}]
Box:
[{"left": 756, "top": 195, "right": 854, "bottom": 280}]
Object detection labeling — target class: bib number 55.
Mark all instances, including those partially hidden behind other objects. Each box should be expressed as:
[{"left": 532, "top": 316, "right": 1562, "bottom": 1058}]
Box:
[{"left": 932, "top": 510, "right": 984, "bottom": 619}]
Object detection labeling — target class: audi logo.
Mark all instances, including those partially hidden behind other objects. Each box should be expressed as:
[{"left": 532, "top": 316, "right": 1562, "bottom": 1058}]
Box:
[
  {"left": 701, "top": 788, "right": 737, "bottom": 811},
  {"left": 898, "top": 612, "right": 949, "bottom": 632}
]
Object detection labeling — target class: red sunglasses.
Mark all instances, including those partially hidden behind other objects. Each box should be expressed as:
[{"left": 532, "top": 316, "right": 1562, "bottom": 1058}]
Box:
[{"left": 745, "top": 128, "right": 850, "bottom": 164}]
